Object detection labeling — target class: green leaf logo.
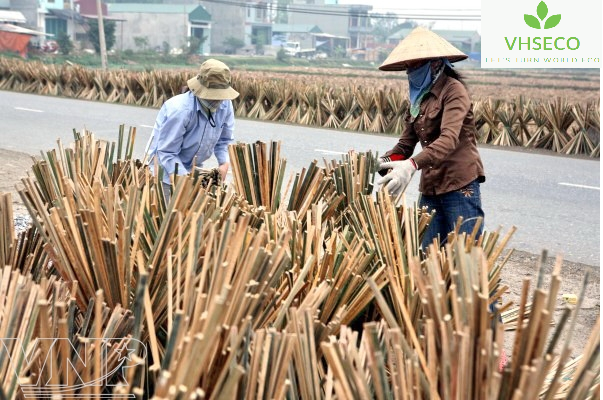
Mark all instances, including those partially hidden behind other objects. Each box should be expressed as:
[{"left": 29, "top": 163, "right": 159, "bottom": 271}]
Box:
[
  {"left": 524, "top": 1, "right": 561, "bottom": 29},
  {"left": 524, "top": 14, "right": 541, "bottom": 29},
  {"left": 537, "top": 1, "right": 548, "bottom": 20},
  {"left": 544, "top": 14, "right": 561, "bottom": 29}
]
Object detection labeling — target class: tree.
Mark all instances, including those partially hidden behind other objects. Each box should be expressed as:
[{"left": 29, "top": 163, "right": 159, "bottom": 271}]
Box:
[
  {"left": 184, "top": 36, "right": 207, "bottom": 55},
  {"left": 56, "top": 32, "right": 74, "bottom": 55},
  {"left": 371, "top": 15, "right": 417, "bottom": 44},
  {"left": 133, "top": 36, "right": 149, "bottom": 52},
  {"left": 162, "top": 41, "right": 170, "bottom": 55},
  {"left": 87, "top": 19, "right": 116, "bottom": 53},
  {"left": 333, "top": 45, "right": 346, "bottom": 59},
  {"left": 223, "top": 36, "right": 245, "bottom": 54},
  {"left": 251, "top": 33, "right": 266, "bottom": 55},
  {"left": 276, "top": 47, "right": 289, "bottom": 62}
]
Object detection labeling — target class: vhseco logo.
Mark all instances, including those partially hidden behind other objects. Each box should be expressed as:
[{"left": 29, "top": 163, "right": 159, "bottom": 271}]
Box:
[
  {"left": 524, "top": 1, "right": 560, "bottom": 29},
  {"left": 505, "top": 1, "right": 579, "bottom": 51},
  {"left": 480, "top": 0, "right": 600, "bottom": 68}
]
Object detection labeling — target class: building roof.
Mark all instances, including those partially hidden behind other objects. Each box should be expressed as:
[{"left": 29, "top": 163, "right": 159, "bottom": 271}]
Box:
[
  {"left": 80, "top": 14, "right": 127, "bottom": 21},
  {"left": 47, "top": 8, "right": 86, "bottom": 23},
  {"left": 0, "top": 10, "right": 26, "bottom": 24},
  {"left": 188, "top": 5, "right": 211, "bottom": 23},
  {"left": 433, "top": 29, "right": 480, "bottom": 41},
  {"left": 107, "top": 3, "right": 198, "bottom": 14},
  {"left": 0, "top": 23, "right": 49, "bottom": 36},
  {"left": 272, "top": 24, "right": 322, "bottom": 34},
  {"left": 312, "top": 32, "right": 349, "bottom": 40},
  {"left": 388, "top": 28, "right": 480, "bottom": 42}
]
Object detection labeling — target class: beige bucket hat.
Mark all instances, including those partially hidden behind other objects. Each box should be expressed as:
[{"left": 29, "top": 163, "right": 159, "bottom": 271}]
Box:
[
  {"left": 187, "top": 59, "right": 239, "bottom": 100},
  {"left": 379, "top": 27, "right": 468, "bottom": 71}
]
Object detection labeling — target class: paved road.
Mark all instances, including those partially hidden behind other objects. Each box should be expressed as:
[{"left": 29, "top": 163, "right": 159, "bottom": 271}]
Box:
[{"left": 1, "top": 91, "right": 600, "bottom": 265}]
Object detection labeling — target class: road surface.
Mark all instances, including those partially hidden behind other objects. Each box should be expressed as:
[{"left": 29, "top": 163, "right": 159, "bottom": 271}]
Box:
[{"left": 1, "top": 90, "right": 599, "bottom": 265}]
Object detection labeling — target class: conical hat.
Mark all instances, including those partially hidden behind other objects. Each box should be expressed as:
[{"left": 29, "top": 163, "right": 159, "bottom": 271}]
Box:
[{"left": 379, "top": 27, "right": 468, "bottom": 71}]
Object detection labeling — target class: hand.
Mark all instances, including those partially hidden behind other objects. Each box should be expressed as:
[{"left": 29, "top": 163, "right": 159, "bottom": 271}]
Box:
[
  {"left": 218, "top": 162, "right": 229, "bottom": 181},
  {"left": 376, "top": 160, "right": 416, "bottom": 196},
  {"left": 377, "top": 154, "right": 405, "bottom": 177}
]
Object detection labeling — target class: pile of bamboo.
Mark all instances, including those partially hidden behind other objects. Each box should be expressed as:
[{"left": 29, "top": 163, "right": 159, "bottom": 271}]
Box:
[
  {"left": 0, "top": 129, "right": 599, "bottom": 398},
  {"left": 0, "top": 58, "right": 599, "bottom": 157}
]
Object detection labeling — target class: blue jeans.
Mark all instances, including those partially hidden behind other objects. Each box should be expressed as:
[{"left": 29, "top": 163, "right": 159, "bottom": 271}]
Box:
[{"left": 419, "top": 179, "right": 485, "bottom": 250}]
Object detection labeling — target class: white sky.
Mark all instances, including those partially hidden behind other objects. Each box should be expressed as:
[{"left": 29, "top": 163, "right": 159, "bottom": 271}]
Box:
[{"left": 338, "top": 0, "right": 482, "bottom": 33}]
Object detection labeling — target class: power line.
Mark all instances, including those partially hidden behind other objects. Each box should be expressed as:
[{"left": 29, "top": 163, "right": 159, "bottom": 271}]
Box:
[
  {"left": 358, "top": 7, "right": 481, "bottom": 12},
  {"left": 260, "top": 0, "right": 481, "bottom": 20},
  {"left": 200, "top": 0, "right": 481, "bottom": 20}
]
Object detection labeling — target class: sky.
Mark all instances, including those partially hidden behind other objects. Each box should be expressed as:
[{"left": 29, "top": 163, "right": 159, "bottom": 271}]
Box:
[{"left": 337, "top": 0, "right": 482, "bottom": 32}]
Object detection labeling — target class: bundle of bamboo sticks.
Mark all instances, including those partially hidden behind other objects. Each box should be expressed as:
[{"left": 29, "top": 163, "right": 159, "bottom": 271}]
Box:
[
  {"left": 1, "top": 58, "right": 600, "bottom": 157},
  {"left": 0, "top": 130, "right": 598, "bottom": 398}
]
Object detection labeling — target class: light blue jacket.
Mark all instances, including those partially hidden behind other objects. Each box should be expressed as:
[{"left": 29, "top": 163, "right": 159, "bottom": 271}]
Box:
[{"left": 147, "top": 91, "right": 235, "bottom": 183}]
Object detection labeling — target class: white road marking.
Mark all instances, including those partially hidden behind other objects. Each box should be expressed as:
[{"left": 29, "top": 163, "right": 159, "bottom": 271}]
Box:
[
  {"left": 140, "top": 124, "right": 154, "bottom": 128},
  {"left": 15, "top": 107, "right": 43, "bottom": 113},
  {"left": 558, "top": 182, "right": 600, "bottom": 190},
  {"left": 315, "top": 149, "right": 347, "bottom": 155}
]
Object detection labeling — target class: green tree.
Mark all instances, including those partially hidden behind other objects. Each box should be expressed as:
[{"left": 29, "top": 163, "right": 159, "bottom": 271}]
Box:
[
  {"left": 371, "top": 17, "right": 417, "bottom": 44},
  {"left": 223, "top": 36, "right": 245, "bottom": 54},
  {"left": 333, "top": 45, "right": 346, "bottom": 58},
  {"left": 184, "top": 36, "right": 207, "bottom": 55},
  {"left": 251, "top": 33, "right": 265, "bottom": 55},
  {"left": 276, "top": 47, "right": 289, "bottom": 63},
  {"left": 162, "top": 41, "right": 170, "bottom": 55},
  {"left": 377, "top": 49, "right": 389, "bottom": 63},
  {"left": 87, "top": 19, "right": 116, "bottom": 53},
  {"left": 56, "top": 32, "right": 74, "bottom": 55},
  {"left": 133, "top": 36, "right": 149, "bottom": 52}
]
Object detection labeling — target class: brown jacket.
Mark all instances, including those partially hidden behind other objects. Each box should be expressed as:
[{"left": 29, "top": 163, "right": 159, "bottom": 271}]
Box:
[{"left": 384, "top": 74, "right": 485, "bottom": 196}]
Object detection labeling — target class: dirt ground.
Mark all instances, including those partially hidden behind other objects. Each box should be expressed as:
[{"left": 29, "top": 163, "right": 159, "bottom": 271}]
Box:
[{"left": 0, "top": 147, "right": 599, "bottom": 361}]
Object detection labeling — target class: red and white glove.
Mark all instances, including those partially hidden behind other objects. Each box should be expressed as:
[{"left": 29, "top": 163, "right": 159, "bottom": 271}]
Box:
[
  {"left": 377, "top": 154, "right": 405, "bottom": 177},
  {"left": 376, "top": 159, "right": 417, "bottom": 196}
]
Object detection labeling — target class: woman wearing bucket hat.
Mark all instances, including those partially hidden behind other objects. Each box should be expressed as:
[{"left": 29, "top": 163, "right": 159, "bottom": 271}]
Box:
[
  {"left": 146, "top": 59, "right": 239, "bottom": 199},
  {"left": 376, "top": 27, "right": 486, "bottom": 251}
]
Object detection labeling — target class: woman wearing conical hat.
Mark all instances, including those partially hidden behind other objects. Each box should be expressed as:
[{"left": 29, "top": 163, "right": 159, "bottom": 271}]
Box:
[{"left": 376, "top": 27, "right": 486, "bottom": 251}]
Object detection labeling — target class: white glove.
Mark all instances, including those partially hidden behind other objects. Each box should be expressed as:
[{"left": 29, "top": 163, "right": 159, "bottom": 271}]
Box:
[{"left": 376, "top": 160, "right": 417, "bottom": 196}]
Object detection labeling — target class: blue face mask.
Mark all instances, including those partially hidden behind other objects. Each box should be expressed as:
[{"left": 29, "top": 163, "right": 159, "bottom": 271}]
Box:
[{"left": 407, "top": 62, "right": 432, "bottom": 110}]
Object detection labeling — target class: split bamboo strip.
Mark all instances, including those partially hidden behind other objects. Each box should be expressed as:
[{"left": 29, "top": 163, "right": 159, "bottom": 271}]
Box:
[{"left": 0, "top": 129, "right": 598, "bottom": 398}]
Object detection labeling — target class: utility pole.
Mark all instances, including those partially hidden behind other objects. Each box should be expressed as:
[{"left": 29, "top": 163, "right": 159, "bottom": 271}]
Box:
[
  {"left": 95, "top": 0, "right": 108, "bottom": 70},
  {"left": 70, "top": 0, "right": 75, "bottom": 42}
]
